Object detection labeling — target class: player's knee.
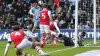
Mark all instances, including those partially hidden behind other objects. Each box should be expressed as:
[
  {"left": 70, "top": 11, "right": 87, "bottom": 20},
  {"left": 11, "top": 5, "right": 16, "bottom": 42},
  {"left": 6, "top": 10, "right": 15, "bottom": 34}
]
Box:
[{"left": 32, "top": 42, "right": 36, "bottom": 49}]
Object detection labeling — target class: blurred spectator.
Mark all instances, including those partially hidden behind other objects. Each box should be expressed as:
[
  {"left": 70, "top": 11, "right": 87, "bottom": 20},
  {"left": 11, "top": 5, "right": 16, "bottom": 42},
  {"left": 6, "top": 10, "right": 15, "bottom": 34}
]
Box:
[
  {"left": 18, "top": 22, "right": 25, "bottom": 29},
  {"left": 16, "top": 2, "right": 23, "bottom": 18},
  {"left": 60, "top": 0, "right": 65, "bottom": 8},
  {"left": 4, "top": 0, "right": 13, "bottom": 4},
  {"left": 55, "top": 3, "right": 62, "bottom": 14},
  {"left": 5, "top": 12, "right": 13, "bottom": 29},
  {"left": 25, "top": 0, "right": 31, "bottom": 5},
  {"left": 0, "top": 16, "right": 3, "bottom": 29},
  {"left": 53, "top": 0, "right": 60, "bottom": 6},
  {"left": 78, "top": 0, "right": 93, "bottom": 29},
  {"left": 1, "top": 0, "right": 96, "bottom": 29},
  {"left": 22, "top": 3, "right": 28, "bottom": 17},
  {"left": 30, "top": 0, "right": 38, "bottom": 4},
  {"left": 25, "top": 15, "right": 33, "bottom": 28},
  {"left": 12, "top": 9, "right": 18, "bottom": 20}
]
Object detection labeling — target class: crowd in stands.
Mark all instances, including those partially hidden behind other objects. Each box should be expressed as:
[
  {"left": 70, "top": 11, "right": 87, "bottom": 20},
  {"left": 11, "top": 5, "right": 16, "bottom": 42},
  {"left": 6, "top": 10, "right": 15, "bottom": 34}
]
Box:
[
  {"left": 78, "top": 0, "right": 93, "bottom": 29},
  {"left": 0, "top": 0, "right": 99, "bottom": 29},
  {"left": 0, "top": 0, "right": 69, "bottom": 29}
]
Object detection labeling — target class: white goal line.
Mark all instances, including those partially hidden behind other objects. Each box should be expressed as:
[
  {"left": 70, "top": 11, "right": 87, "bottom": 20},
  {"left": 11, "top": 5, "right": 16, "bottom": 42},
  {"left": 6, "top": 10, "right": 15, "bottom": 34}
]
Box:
[{"left": 47, "top": 47, "right": 75, "bottom": 54}]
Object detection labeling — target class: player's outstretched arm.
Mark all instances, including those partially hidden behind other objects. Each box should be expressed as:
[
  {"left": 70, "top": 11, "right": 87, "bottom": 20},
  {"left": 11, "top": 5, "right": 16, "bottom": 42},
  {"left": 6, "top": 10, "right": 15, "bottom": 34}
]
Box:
[
  {"left": 54, "top": 21, "right": 60, "bottom": 34},
  {"left": 24, "top": 31, "right": 34, "bottom": 39},
  {"left": 29, "top": 7, "right": 36, "bottom": 16},
  {"left": 4, "top": 41, "right": 11, "bottom": 56}
]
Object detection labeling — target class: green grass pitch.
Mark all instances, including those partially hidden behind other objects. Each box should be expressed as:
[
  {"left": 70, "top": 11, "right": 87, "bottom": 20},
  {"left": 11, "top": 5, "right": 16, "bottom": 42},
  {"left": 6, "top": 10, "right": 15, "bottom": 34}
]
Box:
[{"left": 0, "top": 41, "right": 100, "bottom": 56}]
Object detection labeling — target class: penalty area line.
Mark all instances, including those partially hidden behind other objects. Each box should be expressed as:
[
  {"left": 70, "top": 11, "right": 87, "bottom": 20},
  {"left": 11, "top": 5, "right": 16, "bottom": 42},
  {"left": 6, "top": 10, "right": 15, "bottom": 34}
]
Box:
[{"left": 47, "top": 47, "right": 75, "bottom": 54}]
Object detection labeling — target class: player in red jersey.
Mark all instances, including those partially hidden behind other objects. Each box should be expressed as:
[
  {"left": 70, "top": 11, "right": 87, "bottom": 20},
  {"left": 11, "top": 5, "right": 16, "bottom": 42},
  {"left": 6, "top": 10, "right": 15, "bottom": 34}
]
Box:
[
  {"left": 3, "top": 25, "right": 49, "bottom": 56},
  {"left": 49, "top": 19, "right": 63, "bottom": 46},
  {"left": 40, "top": 3, "right": 52, "bottom": 46}
]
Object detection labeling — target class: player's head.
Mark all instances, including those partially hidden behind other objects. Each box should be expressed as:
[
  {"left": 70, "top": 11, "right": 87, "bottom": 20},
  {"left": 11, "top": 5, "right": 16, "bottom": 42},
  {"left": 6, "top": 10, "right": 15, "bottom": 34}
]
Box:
[
  {"left": 12, "top": 25, "right": 20, "bottom": 31},
  {"left": 33, "top": 2, "right": 38, "bottom": 8},
  {"left": 42, "top": 3, "right": 47, "bottom": 8},
  {"left": 82, "top": 32, "right": 86, "bottom": 37}
]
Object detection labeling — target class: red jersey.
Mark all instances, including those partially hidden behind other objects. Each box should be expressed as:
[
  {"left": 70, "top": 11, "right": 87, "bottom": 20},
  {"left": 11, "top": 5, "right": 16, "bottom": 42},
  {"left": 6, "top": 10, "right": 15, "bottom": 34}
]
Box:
[
  {"left": 50, "top": 20, "right": 58, "bottom": 31},
  {"left": 50, "top": 22, "right": 55, "bottom": 31},
  {"left": 40, "top": 10, "right": 49, "bottom": 25},
  {"left": 10, "top": 30, "right": 25, "bottom": 47}
]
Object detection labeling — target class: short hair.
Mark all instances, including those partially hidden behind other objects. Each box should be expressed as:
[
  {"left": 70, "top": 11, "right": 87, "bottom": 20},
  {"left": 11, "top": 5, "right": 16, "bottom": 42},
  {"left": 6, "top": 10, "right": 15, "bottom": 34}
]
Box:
[
  {"left": 12, "top": 25, "right": 20, "bottom": 31},
  {"left": 42, "top": 3, "right": 47, "bottom": 8},
  {"left": 34, "top": 2, "right": 38, "bottom": 5}
]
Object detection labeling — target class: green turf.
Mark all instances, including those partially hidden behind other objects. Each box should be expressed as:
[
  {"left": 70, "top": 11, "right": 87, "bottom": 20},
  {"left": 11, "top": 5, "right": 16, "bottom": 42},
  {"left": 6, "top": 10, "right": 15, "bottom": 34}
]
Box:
[{"left": 0, "top": 41, "right": 100, "bottom": 56}]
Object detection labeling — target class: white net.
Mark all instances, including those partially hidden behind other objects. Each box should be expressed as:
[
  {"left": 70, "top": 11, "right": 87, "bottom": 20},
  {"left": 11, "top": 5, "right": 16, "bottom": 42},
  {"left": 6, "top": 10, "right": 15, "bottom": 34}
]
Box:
[
  {"left": 77, "top": 0, "right": 100, "bottom": 47},
  {"left": 96, "top": 0, "right": 100, "bottom": 46},
  {"left": 78, "top": 0, "right": 93, "bottom": 30},
  {"left": 77, "top": 0, "right": 96, "bottom": 47}
]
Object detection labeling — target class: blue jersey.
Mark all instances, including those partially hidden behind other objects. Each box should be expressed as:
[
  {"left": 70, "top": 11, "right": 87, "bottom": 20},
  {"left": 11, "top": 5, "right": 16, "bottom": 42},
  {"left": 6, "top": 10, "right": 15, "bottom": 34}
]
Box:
[
  {"left": 25, "top": 30, "right": 35, "bottom": 42},
  {"left": 26, "top": 30, "right": 34, "bottom": 36},
  {"left": 29, "top": 6, "right": 42, "bottom": 21}
]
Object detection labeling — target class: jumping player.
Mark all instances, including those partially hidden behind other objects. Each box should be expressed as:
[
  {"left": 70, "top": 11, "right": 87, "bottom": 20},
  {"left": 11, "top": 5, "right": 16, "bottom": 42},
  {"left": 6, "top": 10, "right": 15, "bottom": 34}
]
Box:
[
  {"left": 39, "top": 3, "right": 52, "bottom": 46},
  {"left": 49, "top": 19, "right": 63, "bottom": 46},
  {"left": 3, "top": 25, "right": 49, "bottom": 56}
]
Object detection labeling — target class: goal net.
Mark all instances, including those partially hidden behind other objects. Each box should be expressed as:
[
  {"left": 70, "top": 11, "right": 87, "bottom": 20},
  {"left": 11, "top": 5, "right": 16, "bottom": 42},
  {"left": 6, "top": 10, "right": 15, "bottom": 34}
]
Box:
[{"left": 74, "top": 0, "right": 100, "bottom": 47}]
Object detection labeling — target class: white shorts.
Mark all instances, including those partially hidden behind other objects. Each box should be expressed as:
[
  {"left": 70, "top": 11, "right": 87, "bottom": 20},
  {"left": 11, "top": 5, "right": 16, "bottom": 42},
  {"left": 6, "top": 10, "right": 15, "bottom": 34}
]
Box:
[
  {"left": 40, "top": 25, "right": 50, "bottom": 33},
  {"left": 16, "top": 38, "right": 32, "bottom": 51},
  {"left": 51, "top": 30, "right": 56, "bottom": 35},
  {"left": 51, "top": 30, "right": 58, "bottom": 37}
]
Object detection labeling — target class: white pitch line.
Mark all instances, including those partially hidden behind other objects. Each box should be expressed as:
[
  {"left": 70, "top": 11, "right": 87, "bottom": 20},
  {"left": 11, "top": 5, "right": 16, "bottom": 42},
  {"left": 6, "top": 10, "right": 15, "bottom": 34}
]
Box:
[{"left": 47, "top": 47, "right": 75, "bottom": 54}]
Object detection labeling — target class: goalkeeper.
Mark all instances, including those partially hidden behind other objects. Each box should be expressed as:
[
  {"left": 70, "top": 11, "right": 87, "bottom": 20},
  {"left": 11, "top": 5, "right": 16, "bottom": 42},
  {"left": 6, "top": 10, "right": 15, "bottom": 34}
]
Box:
[{"left": 72, "top": 32, "right": 86, "bottom": 46}]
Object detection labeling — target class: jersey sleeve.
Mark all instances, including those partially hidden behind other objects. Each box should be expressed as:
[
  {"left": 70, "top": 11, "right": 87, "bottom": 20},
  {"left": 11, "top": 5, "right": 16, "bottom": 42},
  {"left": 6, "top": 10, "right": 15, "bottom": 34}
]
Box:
[
  {"left": 54, "top": 21, "right": 60, "bottom": 34},
  {"left": 24, "top": 31, "right": 34, "bottom": 38},
  {"left": 48, "top": 10, "right": 51, "bottom": 15},
  {"left": 29, "top": 7, "right": 34, "bottom": 15}
]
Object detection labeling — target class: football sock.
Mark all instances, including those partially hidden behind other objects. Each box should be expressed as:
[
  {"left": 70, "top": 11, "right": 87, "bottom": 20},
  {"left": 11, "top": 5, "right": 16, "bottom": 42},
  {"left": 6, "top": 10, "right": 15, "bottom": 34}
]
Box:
[
  {"left": 35, "top": 46, "right": 44, "bottom": 54},
  {"left": 54, "top": 37, "right": 57, "bottom": 44}
]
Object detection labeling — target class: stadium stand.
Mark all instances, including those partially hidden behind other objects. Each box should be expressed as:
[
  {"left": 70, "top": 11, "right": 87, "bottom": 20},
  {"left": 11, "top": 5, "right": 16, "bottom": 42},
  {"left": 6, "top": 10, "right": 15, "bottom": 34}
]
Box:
[{"left": 0, "top": 0, "right": 95, "bottom": 29}]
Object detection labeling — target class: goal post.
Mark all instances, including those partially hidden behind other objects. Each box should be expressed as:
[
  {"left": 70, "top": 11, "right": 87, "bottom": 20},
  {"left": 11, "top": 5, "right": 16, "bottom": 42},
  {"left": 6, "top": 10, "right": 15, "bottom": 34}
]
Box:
[
  {"left": 93, "top": 0, "right": 96, "bottom": 44},
  {"left": 74, "top": 0, "right": 78, "bottom": 47}
]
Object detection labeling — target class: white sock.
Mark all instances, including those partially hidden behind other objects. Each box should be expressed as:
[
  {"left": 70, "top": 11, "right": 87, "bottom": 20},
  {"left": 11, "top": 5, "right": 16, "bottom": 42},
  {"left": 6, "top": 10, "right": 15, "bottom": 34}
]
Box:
[
  {"left": 35, "top": 46, "right": 44, "bottom": 54},
  {"left": 54, "top": 37, "right": 57, "bottom": 44}
]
